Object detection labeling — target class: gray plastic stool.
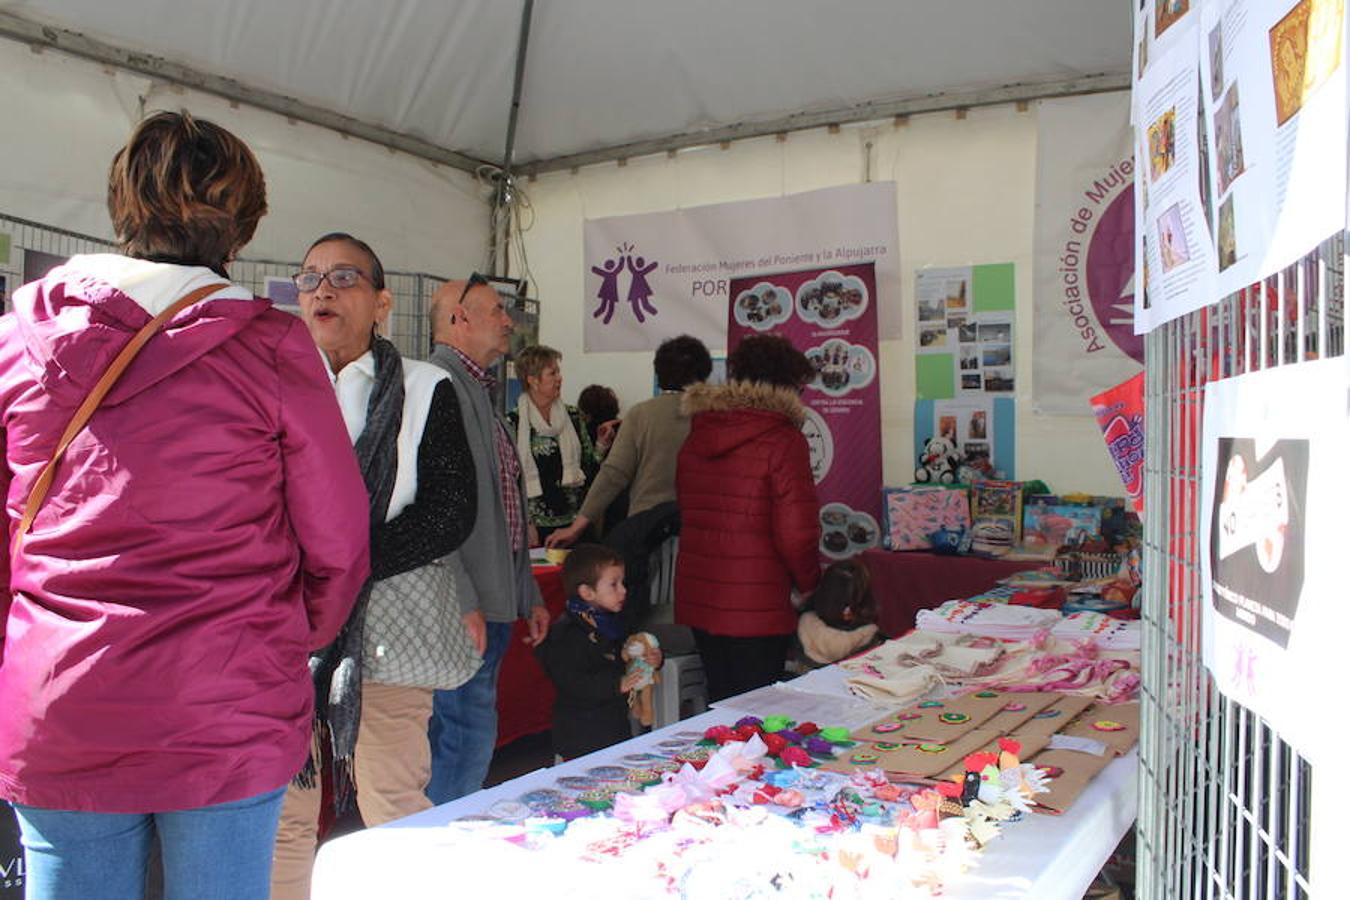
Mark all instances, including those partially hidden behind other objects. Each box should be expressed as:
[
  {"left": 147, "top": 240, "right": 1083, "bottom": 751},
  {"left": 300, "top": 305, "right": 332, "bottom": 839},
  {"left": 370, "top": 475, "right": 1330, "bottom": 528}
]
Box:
[{"left": 652, "top": 652, "right": 708, "bottom": 728}]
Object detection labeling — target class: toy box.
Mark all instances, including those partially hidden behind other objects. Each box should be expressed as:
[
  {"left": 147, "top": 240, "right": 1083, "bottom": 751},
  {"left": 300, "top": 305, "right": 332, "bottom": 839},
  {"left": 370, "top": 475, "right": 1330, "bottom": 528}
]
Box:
[{"left": 883, "top": 486, "right": 969, "bottom": 550}]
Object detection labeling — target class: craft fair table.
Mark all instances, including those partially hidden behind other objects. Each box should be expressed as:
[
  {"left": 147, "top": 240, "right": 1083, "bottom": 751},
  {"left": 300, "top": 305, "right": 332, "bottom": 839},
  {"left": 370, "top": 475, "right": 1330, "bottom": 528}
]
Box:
[
  {"left": 495, "top": 564, "right": 568, "bottom": 747},
  {"left": 860, "top": 549, "right": 1042, "bottom": 638},
  {"left": 313, "top": 678, "right": 1138, "bottom": 900}
]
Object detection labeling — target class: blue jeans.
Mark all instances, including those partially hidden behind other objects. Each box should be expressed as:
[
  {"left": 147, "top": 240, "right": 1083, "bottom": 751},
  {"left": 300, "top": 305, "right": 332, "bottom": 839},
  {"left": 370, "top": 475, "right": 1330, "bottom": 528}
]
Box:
[
  {"left": 12, "top": 786, "right": 285, "bottom": 900},
  {"left": 426, "top": 621, "right": 511, "bottom": 804}
]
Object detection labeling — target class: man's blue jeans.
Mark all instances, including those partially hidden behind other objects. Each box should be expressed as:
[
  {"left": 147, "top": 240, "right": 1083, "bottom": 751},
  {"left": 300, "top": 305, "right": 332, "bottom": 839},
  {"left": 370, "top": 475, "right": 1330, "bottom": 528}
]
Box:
[
  {"left": 12, "top": 785, "right": 285, "bottom": 900},
  {"left": 426, "top": 620, "right": 512, "bottom": 805}
]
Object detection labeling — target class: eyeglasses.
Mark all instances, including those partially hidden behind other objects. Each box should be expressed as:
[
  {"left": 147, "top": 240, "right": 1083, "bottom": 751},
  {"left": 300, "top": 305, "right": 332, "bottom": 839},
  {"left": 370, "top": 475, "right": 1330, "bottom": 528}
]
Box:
[
  {"left": 449, "top": 272, "right": 491, "bottom": 324},
  {"left": 457, "top": 271, "right": 489, "bottom": 307},
  {"left": 292, "top": 266, "right": 372, "bottom": 293}
]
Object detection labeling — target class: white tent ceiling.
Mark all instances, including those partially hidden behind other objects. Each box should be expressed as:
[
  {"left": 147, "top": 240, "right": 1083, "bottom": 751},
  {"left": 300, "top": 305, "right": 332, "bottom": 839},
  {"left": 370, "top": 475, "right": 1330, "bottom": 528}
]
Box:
[{"left": 0, "top": 0, "right": 1131, "bottom": 173}]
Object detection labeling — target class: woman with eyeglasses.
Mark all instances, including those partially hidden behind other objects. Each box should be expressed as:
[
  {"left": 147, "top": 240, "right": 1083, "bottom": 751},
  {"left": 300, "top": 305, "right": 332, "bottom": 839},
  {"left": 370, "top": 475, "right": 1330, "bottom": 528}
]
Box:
[
  {"left": 507, "top": 345, "right": 601, "bottom": 543},
  {"left": 270, "top": 233, "right": 480, "bottom": 900},
  {"left": 0, "top": 112, "right": 370, "bottom": 900}
]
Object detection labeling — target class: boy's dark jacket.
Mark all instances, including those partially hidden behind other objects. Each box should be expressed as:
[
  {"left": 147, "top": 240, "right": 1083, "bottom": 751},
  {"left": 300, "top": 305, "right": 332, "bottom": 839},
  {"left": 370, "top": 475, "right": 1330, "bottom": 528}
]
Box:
[{"left": 534, "top": 609, "right": 631, "bottom": 758}]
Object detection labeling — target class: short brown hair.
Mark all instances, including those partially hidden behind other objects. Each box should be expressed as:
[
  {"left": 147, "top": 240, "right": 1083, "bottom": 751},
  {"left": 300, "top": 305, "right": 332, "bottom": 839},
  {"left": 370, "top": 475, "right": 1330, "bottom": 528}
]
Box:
[
  {"left": 728, "top": 334, "right": 814, "bottom": 389},
  {"left": 108, "top": 110, "right": 267, "bottom": 272},
  {"left": 514, "top": 344, "right": 562, "bottom": 383},
  {"left": 562, "top": 543, "right": 624, "bottom": 597}
]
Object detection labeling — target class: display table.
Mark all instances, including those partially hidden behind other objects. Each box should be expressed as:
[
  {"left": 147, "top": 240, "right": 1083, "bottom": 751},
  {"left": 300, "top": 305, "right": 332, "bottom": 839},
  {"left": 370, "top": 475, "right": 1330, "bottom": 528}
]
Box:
[
  {"left": 495, "top": 564, "right": 567, "bottom": 747},
  {"left": 860, "top": 549, "right": 1041, "bottom": 637},
  {"left": 314, "top": 696, "right": 1137, "bottom": 900}
]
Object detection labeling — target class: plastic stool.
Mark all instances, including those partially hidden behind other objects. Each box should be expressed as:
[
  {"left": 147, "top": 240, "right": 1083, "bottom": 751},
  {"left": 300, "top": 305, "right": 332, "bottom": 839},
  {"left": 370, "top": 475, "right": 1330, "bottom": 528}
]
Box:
[{"left": 653, "top": 652, "right": 708, "bottom": 728}]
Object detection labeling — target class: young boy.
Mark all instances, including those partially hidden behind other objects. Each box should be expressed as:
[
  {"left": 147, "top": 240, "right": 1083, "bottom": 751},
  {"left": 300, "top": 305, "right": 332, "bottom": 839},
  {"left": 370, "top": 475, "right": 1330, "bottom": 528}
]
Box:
[{"left": 535, "top": 544, "right": 662, "bottom": 759}]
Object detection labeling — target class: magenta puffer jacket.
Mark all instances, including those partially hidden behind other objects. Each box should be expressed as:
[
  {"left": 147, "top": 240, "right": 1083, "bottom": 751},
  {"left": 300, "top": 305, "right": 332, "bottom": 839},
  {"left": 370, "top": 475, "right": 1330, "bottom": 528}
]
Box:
[
  {"left": 675, "top": 381, "right": 822, "bottom": 638},
  {"left": 0, "top": 255, "right": 370, "bottom": 813}
]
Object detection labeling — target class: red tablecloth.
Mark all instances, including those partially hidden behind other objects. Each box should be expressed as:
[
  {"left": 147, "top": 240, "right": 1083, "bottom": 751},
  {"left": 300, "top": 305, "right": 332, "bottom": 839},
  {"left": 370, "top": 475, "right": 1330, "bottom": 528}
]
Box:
[
  {"left": 859, "top": 548, "right": 1040, "bottom": 638},
  {"left": 495, "top": 564, "right": 567, "bottom": 747}
]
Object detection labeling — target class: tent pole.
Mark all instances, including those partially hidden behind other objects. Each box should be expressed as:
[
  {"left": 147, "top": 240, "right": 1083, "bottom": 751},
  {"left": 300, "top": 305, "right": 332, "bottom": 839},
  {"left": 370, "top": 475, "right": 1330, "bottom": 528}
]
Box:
[{"left": 488, "top": 0, "right": 535, "bottom": 278}]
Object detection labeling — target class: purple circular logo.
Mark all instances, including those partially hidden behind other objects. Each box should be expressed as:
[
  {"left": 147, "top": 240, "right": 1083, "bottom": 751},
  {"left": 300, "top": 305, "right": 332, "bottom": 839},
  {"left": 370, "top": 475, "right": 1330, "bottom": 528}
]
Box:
[{"left": 1086, "top": 189, "right": 1143, "bottom": 363}]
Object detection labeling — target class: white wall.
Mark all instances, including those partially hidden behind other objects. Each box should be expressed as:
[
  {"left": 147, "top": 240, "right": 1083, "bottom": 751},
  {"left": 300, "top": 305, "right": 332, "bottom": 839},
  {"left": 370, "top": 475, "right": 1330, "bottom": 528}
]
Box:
[
  {"left": 0, "top": 39, "right": 487, "bottom": 275},
  {"left": 519, "top": 100, "right": 1123, "bottom": 495}
]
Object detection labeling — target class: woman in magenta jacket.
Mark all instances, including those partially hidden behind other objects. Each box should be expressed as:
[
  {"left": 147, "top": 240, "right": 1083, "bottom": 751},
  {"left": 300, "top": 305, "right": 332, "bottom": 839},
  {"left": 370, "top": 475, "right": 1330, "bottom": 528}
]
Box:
[
  {"left": 0, "top": 112, "right": 369, "bottom": 900},
  {"left": 675, "top": 334, "right": 822, "bottom": 701}
]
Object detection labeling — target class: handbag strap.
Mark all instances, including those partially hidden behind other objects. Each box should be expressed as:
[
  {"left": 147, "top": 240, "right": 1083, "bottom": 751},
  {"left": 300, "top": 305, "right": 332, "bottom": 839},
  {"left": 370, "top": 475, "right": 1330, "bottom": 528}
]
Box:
[{"left": 13, "top": 281, "right": 230, "bottom": 552}]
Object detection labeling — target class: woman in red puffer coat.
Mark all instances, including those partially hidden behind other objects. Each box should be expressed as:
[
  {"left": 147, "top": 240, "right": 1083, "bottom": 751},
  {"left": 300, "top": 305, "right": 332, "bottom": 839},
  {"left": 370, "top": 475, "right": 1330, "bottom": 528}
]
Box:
[{"left": 675, "top": 334, "right": 821, "bottom": 701}]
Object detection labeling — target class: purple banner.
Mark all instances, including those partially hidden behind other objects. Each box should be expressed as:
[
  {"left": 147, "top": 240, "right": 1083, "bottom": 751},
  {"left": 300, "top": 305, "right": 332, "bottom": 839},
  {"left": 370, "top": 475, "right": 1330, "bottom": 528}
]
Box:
[{"left": 728, "top": 262, "right": 883, "bottom": 560}]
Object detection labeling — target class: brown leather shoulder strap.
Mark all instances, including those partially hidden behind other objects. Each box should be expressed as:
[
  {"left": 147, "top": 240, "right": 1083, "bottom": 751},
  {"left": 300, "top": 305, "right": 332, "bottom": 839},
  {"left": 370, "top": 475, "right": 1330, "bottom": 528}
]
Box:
[{"left": 12, "top": 282, "right": 231, "bottom": 552}]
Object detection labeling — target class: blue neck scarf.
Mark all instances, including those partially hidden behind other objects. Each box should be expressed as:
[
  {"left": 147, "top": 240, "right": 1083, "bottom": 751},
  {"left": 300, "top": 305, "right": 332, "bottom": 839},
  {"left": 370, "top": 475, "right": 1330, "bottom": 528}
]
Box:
[{"left": 566, "top": 595, "right": 626, "bottom": 643}]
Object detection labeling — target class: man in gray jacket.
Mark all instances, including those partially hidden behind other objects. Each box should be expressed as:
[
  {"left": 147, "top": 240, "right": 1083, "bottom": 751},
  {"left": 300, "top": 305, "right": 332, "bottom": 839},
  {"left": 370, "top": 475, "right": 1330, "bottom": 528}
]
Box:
[{"left": 425, "top": 275, "right": 549, "bottom": 804}]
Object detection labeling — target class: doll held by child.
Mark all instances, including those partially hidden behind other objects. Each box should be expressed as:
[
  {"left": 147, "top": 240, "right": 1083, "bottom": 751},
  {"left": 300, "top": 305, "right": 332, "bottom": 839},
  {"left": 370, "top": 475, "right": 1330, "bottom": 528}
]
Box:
[
  {"left": 796, "top": 558, "right": 882, "bottom": 666},
  {"left": 535, "top": 544, "right": 663, "bottom": 759}
]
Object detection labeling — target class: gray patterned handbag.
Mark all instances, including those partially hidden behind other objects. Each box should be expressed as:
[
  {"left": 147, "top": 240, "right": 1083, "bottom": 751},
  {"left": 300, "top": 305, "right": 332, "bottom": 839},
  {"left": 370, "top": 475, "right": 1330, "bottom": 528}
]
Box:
[{"left": 362, "top": 554, "right": 483, "bottom": 690}]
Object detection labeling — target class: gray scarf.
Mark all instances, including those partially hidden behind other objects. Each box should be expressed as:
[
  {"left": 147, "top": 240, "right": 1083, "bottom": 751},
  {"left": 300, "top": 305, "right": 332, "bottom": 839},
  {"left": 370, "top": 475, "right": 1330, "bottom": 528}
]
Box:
[{"left": 295, "top": 336, "right": 403, "bottom": 811}]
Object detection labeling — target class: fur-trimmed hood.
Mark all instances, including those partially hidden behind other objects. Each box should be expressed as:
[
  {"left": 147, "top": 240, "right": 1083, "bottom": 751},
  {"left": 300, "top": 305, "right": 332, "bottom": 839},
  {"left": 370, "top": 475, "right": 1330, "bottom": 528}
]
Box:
[
  {"left": 680, "top": 380, "right": 807, "bottom": 461},
  {"left": 681, "top": 380, "right": 806, "bottom": 425}
]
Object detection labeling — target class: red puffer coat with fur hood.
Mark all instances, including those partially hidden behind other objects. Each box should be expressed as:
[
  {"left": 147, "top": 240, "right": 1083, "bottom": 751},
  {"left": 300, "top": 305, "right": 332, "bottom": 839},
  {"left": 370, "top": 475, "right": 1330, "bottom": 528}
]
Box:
[{"left": 675, "top": 381, "right": 822, "bottom": 637}]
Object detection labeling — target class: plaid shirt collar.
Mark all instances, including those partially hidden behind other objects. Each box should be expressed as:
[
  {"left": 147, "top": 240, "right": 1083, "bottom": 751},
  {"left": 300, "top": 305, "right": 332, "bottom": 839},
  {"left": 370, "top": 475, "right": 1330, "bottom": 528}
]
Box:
[{"left": 451, "top": 346, "right": 496, "bottom": 391}]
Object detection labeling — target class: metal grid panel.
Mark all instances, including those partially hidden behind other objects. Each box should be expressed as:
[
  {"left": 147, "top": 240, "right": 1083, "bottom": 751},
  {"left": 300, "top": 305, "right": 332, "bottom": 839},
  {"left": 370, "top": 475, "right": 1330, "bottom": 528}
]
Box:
[
  {"left": 1, "top": 212, "right": 444, "bottom": 361},
  {"left": 1136, "top": 233, "right": 1343, "bottom": 900}
]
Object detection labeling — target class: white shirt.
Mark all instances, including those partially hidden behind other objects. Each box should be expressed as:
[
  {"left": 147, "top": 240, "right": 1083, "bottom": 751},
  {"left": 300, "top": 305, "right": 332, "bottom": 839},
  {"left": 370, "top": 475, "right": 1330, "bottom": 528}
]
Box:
[{"left": 326, "top": 351, "right": 451, "bottom": 521}]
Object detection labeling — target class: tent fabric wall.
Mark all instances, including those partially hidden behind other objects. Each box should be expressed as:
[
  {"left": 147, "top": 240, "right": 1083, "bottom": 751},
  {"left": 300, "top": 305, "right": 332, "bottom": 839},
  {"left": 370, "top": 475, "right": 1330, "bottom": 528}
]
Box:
[
  {"left": 0, "top": 39, "right": 488, "bottom": 276},
  {"left": 520, "top": 100, "right": 1123, "bottom": 495}
]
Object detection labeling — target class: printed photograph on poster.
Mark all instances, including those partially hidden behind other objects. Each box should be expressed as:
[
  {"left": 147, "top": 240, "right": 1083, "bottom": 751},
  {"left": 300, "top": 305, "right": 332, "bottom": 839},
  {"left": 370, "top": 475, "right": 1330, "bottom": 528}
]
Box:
[
  {"left": 1157, "top": 203, "right": 1192, "bottom": 271},
  {"left": 977, "top": 321, "right": 1011, "bottom": 343},
  {"left": 1209, "top": 437, "right": 1308, "bottom": 648},
  {"left": 1199, "top": 358, "right": 1347, "bottom": 768},
  {"left": 1134, "top": 42, "right": 1216, "bottom": 333},
  {"left": 819, "top": 503, "right": 881, "bottom": 560},
  {"left": 1157, "top": 0, "right": 1190, "bottom": 37},
  {"left": 1218, "top": 196, "right": 1238, "bottom": 270},
  {"left": 983, "top": 368, "right": 1015, "bottom": 392},
  {"left": 1214, "top": 84, "right": 1246, "bottom": 194},
  {"left": 1208, "top": 20, "right": 1225, "bottom": 100},
  {"left": 733, "top": 281, "right": 792, "bottom": 330},
  {"left": 918, "top": 326, "right": 948, "bottom": 349},
  {"left": 796, "top": 270, "right": 868, "bottom": 327},
  {"left": 1147, "top": 107, "right": 1177, "bottom": 180},
  {"left": 1197, "top": 77, "right": 1215, "bottom": 238},
  {"left": 1196, "top": 0, "right": 1348, "bottom": 303},
  {"left": 1269, "top": 0, "right": 1343, "bottom": 126},
  {"left": 805, "top": 338, "right": 876, "bottom": 396}
]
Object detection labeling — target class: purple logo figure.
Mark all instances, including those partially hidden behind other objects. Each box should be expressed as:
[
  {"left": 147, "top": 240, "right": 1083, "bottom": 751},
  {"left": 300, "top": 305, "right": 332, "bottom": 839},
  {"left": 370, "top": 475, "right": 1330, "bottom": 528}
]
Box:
[
  {"left": 590, "top": 252, "right": 624, "bottom": 324},
  {"left": 624, "top": 248, "right": 659, "bottom": 323}
]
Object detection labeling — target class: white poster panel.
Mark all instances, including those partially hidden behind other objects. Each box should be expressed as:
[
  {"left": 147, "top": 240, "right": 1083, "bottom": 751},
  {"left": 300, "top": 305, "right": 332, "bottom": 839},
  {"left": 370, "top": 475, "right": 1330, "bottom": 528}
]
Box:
[
  {"left": 1200, "top": 358, "right": 1347, "bottom": 769},
  {"left": 1033, "top": 93, "right": 1144, "bottom": 414},
  {"left": 581, "top": 182, "right": 900, "bottom": 352},
  {"left": 1135, "top": 37, "right": 1219, "bottom": 333},
  {"left": 1199, "top": 0, "right": 1348, "bottom": 300}
]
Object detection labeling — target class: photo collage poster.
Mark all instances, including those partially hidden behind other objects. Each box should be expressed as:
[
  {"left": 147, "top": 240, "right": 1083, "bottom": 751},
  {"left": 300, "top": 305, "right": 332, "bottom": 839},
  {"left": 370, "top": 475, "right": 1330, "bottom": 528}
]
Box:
[
  {"left": 914, "top": 264, "right": 1016, "bottom": 399},
  {"left": 727, "top": 263, "right": 883, "bottom": 561},
  {"left": 1134, "top": 3, "right": 1218, "bottom": 333},
  {"left": 1133, "top": 0, "right": 1348, "bottom": 332}
]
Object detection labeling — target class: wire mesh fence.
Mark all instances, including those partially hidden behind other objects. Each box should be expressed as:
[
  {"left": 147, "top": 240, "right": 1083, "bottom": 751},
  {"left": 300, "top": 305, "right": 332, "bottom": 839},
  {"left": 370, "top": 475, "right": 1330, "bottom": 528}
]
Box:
[
  {"left": 0, "top": 212, "right": 447, "bottom": 362},
  {"left": 1136, "top": 233, "right": 1342, "bottom": 900}
]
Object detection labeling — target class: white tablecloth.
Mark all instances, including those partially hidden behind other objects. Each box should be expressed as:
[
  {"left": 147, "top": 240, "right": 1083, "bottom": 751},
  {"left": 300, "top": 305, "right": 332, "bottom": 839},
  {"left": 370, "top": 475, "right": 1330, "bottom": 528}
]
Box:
[{"left": 313, "top": 680, "right": 1136, "bottom": 899}]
